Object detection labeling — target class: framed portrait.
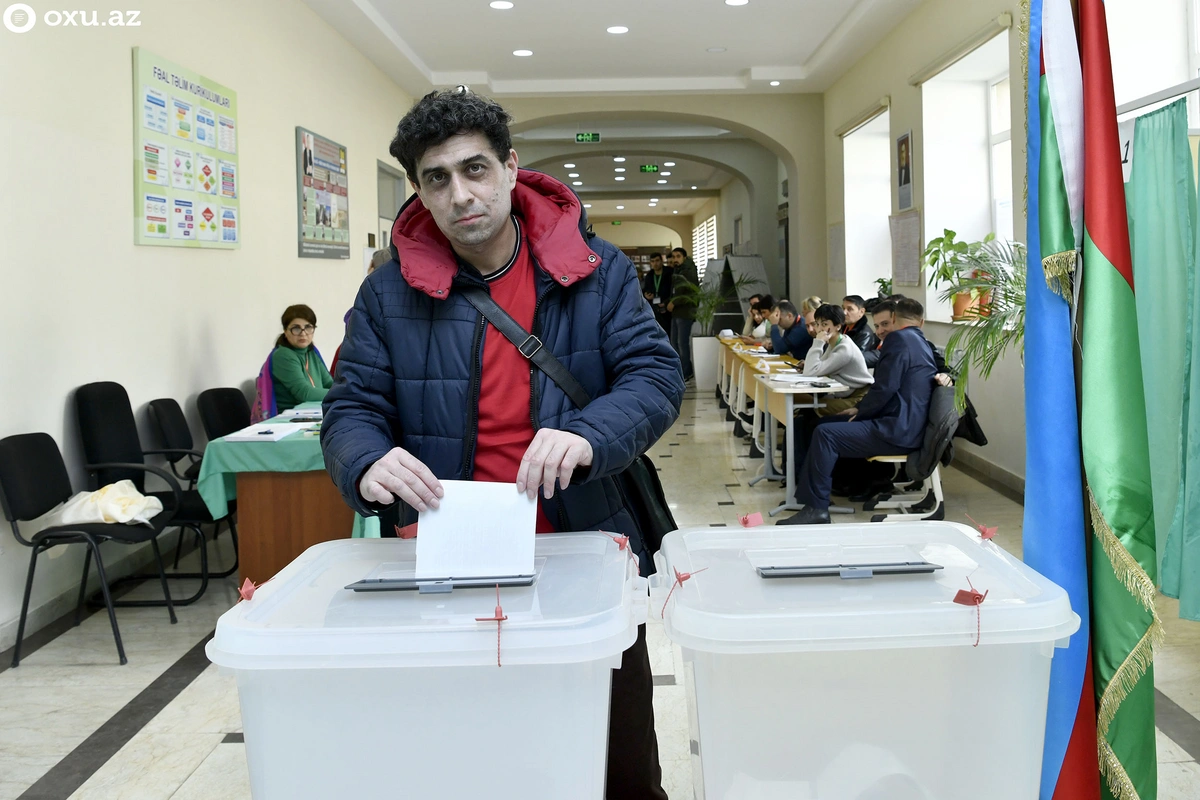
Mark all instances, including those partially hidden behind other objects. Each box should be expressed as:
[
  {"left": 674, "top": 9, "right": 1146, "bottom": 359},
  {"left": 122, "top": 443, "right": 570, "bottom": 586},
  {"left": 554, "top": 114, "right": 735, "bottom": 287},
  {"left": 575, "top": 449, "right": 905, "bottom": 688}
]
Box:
[{"left": 896, "top": 131, "right": 914, "bottom": 211}]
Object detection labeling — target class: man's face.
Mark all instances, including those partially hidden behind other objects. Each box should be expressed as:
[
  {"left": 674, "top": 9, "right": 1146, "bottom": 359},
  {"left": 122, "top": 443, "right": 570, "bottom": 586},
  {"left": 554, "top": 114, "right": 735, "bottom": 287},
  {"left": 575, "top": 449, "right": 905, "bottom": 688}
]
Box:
[
  {"left": 804, "top": 311, "right": 817, "bottom": 337},
  {"left": 873, "top": 311, "right": 894, "bottom": 339},
  {"left": 842, "top": 301, "right": 864, "bottom": 325},
  {"left": 768, "top": 307, "right": 781, "bottom": 325},
  {"left": 778, "top": 310, "right": 796, "bottom": 330},
  {"left": 650, "top": 256, "right": 663, "bottom": 273},
  {"left": 670, "top": 251, "right": 684, "bottom": 267},
  {"left": 412, "top": 132, "right": 517, "bottom": 251}
]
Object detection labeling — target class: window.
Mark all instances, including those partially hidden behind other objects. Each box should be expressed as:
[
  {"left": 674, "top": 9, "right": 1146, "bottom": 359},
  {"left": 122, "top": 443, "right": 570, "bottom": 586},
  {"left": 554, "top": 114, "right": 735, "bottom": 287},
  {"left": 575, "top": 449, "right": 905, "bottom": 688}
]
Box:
[
  {"left": 841, "top": 110, "right": 892, "bottom": 299},
  {"left": 693, "top": 215, "right": 718, "bottom": 279},
  {"left": 922, "top": 32, "right": 1008, "bottom": 322},
  {"left": 988, "top": 77, "right": 1014, "bottom": 243},
  {"left": 733, "top": 216, "right": 743, "bottom": 246}
]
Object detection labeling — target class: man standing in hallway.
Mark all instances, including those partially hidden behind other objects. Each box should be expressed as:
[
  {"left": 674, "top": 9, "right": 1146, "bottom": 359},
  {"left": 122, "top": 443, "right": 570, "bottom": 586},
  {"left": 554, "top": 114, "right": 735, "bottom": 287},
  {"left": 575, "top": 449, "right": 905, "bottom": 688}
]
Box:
[
  {"left": 666, "top": 246, "right": 698, "bottom": 381},
  {"left": 642, "top": 252, "right": 673, "bottom": 332},
  {"left": 321, "top": 87, "right": 681, "bottom": 799}
]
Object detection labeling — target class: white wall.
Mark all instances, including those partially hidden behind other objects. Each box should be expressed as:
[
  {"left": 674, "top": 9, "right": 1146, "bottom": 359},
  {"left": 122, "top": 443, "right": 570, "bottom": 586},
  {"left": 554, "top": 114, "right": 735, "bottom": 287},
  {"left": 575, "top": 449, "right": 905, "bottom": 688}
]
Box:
[
  {"left": 0, "top": 0, "right": 412, "bottom": 649},
  {"left": 843, "top": 112, "right": 892, "bottom": 298},
  {"left": 719, "top": 180, "right": 752, "bottom": 253},
  {"left": 1108, "top": 0, "right": 1193, "bottom": 108}
]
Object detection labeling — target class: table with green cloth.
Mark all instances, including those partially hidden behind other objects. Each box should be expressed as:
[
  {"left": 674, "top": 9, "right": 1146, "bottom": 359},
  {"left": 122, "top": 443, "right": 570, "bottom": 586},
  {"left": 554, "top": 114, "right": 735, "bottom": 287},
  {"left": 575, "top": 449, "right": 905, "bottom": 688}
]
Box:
[{"left": 196, "top": 402, "right": 379, "bottom": 541}]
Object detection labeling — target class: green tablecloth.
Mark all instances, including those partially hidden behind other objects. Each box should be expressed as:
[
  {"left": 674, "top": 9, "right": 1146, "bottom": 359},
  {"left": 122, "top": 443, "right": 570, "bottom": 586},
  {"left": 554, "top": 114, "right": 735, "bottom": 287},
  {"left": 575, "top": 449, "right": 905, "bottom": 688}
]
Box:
[{"left": 196, "top": 402, "right": 379, "bottom": 538}]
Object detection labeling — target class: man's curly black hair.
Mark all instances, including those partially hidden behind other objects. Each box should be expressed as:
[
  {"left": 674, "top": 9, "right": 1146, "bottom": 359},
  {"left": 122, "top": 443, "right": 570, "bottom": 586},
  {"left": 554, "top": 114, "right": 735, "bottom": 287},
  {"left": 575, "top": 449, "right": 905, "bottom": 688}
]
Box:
[{"left": 389, "top": 87, "right": 514, "bottom": 182}]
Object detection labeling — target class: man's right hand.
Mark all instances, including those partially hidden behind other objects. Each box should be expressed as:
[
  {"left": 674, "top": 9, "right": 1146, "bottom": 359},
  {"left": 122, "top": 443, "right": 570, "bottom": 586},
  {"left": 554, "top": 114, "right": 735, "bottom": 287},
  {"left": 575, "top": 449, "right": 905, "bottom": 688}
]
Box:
[{"left": 358, "top": 447, "right": 444, "bottom": 511}]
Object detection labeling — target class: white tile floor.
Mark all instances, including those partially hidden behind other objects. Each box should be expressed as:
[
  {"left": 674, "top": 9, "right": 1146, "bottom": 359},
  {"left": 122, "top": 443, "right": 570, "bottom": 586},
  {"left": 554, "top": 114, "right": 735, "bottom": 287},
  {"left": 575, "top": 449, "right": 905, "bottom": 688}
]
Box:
[{"left": 1, "top": 388, "right": 1198, "bottom": 799}]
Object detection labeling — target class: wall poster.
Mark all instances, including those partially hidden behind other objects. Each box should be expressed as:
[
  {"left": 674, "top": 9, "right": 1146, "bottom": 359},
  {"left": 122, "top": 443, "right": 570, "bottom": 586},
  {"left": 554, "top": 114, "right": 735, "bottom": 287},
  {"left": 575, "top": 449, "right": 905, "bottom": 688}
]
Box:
[{"left": 297, "top": 127, "right": 350, "bottom": 259}]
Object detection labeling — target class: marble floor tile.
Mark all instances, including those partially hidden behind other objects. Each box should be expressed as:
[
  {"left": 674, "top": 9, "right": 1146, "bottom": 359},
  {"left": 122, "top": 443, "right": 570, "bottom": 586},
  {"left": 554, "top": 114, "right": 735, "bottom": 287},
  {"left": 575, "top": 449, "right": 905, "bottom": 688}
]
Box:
[
  {"left": 66, "top": 732, "right": 223, "bottom": 800},
  {"left": 1158, "top": 729, "right": 1194, "bottom": 764},
  {"left": 660, "top": 757, "right": 695, "bottom": 800},
  {"left": 169, "top": 743, "right": 251, "bottom": 800},
  {"left": 1158, "top": 760, "right": 1200, "bottom": 800},
  {"left": 142, "top": 664, "right": 241, "bottom": 736}
]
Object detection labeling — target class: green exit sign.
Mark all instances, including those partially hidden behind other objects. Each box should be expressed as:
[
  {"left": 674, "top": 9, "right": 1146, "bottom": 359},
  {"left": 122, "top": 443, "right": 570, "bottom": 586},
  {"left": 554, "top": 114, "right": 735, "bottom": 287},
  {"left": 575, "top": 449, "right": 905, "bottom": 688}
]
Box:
[
  {"left": 639, "top": 164, "right": 659, "bottom": 173},
  {"left": 575, "top": 132, "right": 602, "bottom": 144},
  {"left": 611, "top": 220, "right": 622, "bottom": 226}
]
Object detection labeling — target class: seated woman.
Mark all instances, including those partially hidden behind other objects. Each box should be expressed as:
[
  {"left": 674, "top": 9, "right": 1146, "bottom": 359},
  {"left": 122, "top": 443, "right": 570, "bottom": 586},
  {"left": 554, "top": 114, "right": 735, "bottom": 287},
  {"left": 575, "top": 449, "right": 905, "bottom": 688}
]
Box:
[
  {"left": 801, "top": 303, "right": 873, "bottom": 416},
  {"left": 738, "top": 294, "right": 776, "bottom": 346},
  {"left": 271, "top": 304, "right": 333, "bottom": 412}
]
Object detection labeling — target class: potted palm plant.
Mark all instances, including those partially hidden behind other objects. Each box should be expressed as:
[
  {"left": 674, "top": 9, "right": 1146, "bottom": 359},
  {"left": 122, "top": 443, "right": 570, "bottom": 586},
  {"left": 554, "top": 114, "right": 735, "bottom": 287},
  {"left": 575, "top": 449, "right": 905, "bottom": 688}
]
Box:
[
  {"left": 937, "top": 239, "right": 1026, "bottom": 409},
  {"left": 670, "top": 269, "right": 763, "bottom": 390},
  {"left": 924, "top": 229, "right": 995, "bottom": 320}
]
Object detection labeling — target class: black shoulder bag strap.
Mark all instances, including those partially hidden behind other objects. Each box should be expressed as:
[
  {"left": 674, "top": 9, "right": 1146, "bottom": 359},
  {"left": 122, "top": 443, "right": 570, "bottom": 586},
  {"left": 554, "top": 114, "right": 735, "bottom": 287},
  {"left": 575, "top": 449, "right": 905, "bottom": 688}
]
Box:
[{"left": 458, "top": 286, "right": 592, "bottom": 410}]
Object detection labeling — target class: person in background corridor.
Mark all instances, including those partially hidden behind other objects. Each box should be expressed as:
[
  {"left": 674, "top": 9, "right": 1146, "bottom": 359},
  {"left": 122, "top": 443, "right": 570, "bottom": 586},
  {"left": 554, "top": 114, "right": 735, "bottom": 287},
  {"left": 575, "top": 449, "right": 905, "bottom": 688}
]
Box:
[
  {"left": 667, "top": 246, "right": 699, "bottom": 381},
  {"left": 642, "top": 252, "right": 673, "bottom": 332}
]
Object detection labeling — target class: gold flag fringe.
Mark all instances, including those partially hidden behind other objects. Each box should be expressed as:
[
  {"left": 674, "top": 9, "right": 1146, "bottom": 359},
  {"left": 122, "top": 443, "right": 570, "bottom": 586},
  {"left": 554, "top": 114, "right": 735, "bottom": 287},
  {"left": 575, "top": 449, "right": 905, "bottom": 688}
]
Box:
[
  {"left": 1088, "top": 487, "right": 1164, "bottom": 799},
  {"left": 1042, "top": 250, "right": 1077, "bottom": 300},
  {"left": 1099, "top": 737, "right": 1143, "bottom": 800}
]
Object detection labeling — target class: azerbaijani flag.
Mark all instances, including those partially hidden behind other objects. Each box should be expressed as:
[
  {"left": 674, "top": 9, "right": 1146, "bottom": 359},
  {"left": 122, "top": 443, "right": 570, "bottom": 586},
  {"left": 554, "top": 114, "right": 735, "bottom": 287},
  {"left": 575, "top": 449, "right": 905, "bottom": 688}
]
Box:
[
  {"left": 1078, "top": 0, "right": 1162, "bottom": 798},
  {"left": 1024, "top": 1, "right": 1100, "bottom": 797}
]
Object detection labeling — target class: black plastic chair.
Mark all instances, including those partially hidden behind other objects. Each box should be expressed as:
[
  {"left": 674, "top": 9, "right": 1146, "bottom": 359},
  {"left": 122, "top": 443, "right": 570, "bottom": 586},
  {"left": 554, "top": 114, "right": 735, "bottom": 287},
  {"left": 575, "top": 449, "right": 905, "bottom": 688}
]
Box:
[
  {"left": 0, "top": 433, "right": 179, "bottom": 667},
  {"left": 148, "top": 398, "right": 203, "bottom": 487},
  {"left": 197, "top": 388, "right": 251, "bottom": 441},
  {"left": 75, "top": 382, "right": 239, "bottom": 602}
]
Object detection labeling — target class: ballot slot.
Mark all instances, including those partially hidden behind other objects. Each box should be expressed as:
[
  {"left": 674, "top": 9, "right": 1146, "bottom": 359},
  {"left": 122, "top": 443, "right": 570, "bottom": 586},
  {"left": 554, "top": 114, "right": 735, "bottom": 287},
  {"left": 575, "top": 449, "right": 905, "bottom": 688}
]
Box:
[
  {"left": 344, "top": 557, "right": 546, "bottom": 594},
  {"left": 756, "top": 561, "right": 944, "bottom": 581}
]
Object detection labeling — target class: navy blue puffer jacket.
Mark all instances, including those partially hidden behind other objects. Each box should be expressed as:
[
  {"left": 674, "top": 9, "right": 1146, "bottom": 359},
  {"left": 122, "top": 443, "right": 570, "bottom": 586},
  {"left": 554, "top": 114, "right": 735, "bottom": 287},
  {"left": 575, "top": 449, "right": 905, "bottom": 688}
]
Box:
[{"left": 321, "top": 170, "right": 684, "bottom": 556}]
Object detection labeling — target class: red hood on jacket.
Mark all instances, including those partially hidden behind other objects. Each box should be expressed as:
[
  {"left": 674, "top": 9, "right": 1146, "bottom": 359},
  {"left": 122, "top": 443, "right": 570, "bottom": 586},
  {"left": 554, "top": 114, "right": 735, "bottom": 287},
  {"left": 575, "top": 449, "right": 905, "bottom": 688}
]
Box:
[{"left": 391, "top": 169, "right": 600, "bottom": 299}]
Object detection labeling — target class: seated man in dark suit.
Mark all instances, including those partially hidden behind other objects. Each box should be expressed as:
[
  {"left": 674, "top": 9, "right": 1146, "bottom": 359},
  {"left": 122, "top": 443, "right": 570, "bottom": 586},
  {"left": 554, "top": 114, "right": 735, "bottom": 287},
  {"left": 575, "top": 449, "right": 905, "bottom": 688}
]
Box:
[
  {"left": 862, "top": 299, "right": 895, "bottom": 369},
  {"left": 778, "top": 297, "right": 936, "bottom": 525},
  {"left": 768, "top": 299, "right": 813, "bottom": 359}
]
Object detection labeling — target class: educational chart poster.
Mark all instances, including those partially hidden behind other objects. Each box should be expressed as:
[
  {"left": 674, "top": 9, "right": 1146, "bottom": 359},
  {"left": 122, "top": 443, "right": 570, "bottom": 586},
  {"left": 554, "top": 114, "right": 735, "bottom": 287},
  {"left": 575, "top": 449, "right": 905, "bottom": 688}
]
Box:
[
  {"left": 133, "top": 48, "right": 239, "bottom": 249},
  {"left": 296, "top": 127, "right": 350, "bottom": 259}
]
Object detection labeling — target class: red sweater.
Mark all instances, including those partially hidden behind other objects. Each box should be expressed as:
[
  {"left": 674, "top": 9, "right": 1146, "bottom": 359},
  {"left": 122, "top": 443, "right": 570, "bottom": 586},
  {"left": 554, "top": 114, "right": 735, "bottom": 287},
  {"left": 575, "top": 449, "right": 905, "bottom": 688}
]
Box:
[{"left": 472, "top": 220, "right": 556, "bottom": 532}]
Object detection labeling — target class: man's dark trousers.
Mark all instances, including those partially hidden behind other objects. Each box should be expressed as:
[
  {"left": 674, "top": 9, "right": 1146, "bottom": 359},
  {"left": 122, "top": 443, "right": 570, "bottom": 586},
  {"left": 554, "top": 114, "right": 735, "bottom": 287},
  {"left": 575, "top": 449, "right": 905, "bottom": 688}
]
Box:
[
  {"left": 607, "top": 624, "right": 668, "bottom": 799},
  {"left": 796, "top": 419, "right": 908, "bottom": 509}
]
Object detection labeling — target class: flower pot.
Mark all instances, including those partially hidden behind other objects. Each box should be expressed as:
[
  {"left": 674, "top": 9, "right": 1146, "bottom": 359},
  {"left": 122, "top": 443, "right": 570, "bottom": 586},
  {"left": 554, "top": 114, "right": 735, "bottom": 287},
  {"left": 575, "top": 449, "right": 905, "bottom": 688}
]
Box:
[
  {"left": 951, "top": 289, "right": 991, "bottom": 321},
  {"left": 692, "top": 335, "right": 719, "bottom": 391}
]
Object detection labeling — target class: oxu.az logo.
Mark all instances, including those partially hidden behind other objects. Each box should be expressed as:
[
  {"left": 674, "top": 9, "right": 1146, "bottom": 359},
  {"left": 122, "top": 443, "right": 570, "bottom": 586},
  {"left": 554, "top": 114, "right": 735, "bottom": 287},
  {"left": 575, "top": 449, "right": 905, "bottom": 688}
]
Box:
[{"left": 3, "top": 5, "right": 142, "bottom": 32}]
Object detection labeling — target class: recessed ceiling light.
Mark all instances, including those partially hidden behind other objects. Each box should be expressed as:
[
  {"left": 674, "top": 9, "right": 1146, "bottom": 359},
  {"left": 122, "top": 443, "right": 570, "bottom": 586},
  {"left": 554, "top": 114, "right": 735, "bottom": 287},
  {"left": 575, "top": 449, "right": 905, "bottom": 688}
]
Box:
[
  {"left": 691, "top": 185, "right": 698, "bottom": 189},
  {"left": 607, "top": 25, "right": 629, "bottom": 34},
  {"left": 673, "top": 210, "right": 679, "bottom": 214},
  {"left": 613, "top": 157, "right": 626, "bottom": 162},
  {"left": 661, "top": 172, "right": 671, "bottom": 176},
  {"left": 707, "top": 47, "right": 726, "bottom": 53},
  {"left": 770, "top": 80, "right": 781, "bottom": 87},
  {"left": 657, "top": 179, "right": 667, "bottom": 184},
  {"left": 615, "top": 176, "right": 626, "bottom": 181},
  {"left": 563, "top": 163, "right": 576, "bottom": 168},
  {"left": 651, "top": 198, "right": 659, "bottom": 202},
  {"left": 649, "top": 203, "right": 657, "bottom": 207},
  {"left": 513, "top": 49, "right": 534, "bottom": 57},
  {"left": 725, "top": 0, "right": 748, "bottom": 5},
  {"left": 664, "top": 162, "right": 675, "bottom": 167},
  {"left": 584, "top": 203, "right": 592, "bottom": 208},
  {"left": 572, "top": 181, "right": 583, "bottom": 186},
  {"left": 568, "top": 173, "right": 580, "bottom": 178},
  {"left": 616, "top": 205, "right": 625, "bottom": 210},
  {"left": 615, "top": 168, "right": 626, "bottom": 173},
  {"left": 489, "top": 0, "right": 513, "bottom": 8}
]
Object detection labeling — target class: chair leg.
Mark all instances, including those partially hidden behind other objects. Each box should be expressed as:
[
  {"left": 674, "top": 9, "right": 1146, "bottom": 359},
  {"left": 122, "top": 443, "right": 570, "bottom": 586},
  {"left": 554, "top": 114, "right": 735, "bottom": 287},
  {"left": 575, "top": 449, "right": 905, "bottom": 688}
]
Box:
[
  {"left": 149, "top": 538, "right": 178, "bottom": 624},
  {"left": 88, "top": 539, "right": 128, "bottom": 665},
  {"left": 172, "top": 527, "right": 185, "bottom": 569},
  {"left": 11, "top": 542, "right": 46, "bottom": 668},
  {"left": 74, "top": 547, "right": 93, "bottom": 626}
]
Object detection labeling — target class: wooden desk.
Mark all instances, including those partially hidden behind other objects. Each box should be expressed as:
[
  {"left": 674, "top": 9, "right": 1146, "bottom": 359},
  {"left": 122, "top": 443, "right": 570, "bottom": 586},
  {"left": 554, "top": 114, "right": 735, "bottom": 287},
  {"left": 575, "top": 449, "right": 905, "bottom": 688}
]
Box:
[
  {"left": 751, "top": 374, "right": 849, "bottom": 516},
  {"left": 235, "top": 471, "right": 353, "bottom": 582}
]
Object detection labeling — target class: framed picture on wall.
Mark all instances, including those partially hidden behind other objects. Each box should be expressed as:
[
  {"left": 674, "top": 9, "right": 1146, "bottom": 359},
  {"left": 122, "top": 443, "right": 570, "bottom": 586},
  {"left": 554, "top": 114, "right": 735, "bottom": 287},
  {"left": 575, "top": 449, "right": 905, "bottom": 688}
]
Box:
[{"left": 897, "top": 131, "right": 914, "bottom": 211}]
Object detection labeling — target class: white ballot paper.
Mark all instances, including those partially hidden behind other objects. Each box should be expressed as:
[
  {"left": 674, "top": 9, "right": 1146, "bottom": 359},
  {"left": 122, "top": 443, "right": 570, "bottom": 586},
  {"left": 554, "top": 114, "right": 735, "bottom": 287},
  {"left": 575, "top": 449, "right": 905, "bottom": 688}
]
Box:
[{"left": 415, "top": 480, "right": 536, "bottom": 580}]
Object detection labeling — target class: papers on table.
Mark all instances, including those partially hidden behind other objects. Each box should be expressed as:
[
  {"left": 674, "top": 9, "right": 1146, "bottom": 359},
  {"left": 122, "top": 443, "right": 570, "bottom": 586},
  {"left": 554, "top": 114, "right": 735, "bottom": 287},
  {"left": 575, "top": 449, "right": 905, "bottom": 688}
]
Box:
[
  {"left": 278, "top": 407, "right": 323, "bottom": 419},
  {"left": 223, "top": 422, "right": 312, "bottom": 442},
  {"left": 768, "top": 374, "right": 830, "bottom": 385},
  {"left": 415, "top": 481, "right": 536, "bottom": 580}
]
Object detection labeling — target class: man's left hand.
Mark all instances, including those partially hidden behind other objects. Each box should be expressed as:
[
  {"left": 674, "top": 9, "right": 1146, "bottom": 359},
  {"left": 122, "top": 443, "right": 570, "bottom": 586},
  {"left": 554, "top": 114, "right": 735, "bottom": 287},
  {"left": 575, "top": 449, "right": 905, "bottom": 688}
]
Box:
[
  {"left": 934, "top": 373, "right": 954, "bottom": 387},
  {"left": 837, "top": 406, "right": 858, "bottom": 420},
  {"left": 516, "top": 429, "right": 594, "bottom": 500},
  {"left": 667, "top": 301, "right": 675, "bottom": 313}
]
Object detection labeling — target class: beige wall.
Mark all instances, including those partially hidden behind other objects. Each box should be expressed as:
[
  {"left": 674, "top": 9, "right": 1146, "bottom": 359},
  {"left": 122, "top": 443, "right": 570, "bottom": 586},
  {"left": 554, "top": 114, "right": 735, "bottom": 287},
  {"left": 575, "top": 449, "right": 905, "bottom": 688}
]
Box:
[
  {"left": 823, "top": 0, "right": 1026, "bottom": 481},
  {"left": 589, "top": 219, "right": 683, "bottom": 249},
  {"left": 503, "top": 94, "right": 826, "bottom": 301},
  {"left": 0, "top": 0, "right": 412, "bottom": 649}
]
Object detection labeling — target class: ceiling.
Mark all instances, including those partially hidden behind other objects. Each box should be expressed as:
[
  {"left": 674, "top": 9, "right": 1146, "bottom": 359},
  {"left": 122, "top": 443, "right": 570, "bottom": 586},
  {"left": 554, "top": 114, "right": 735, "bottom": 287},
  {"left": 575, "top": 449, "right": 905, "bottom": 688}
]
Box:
[
  {"left": 301, "top": 0, "right": 926, "bottom": 96},
  {"left": 530, "top": 154, "right": 732, "bottom": 195}
]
